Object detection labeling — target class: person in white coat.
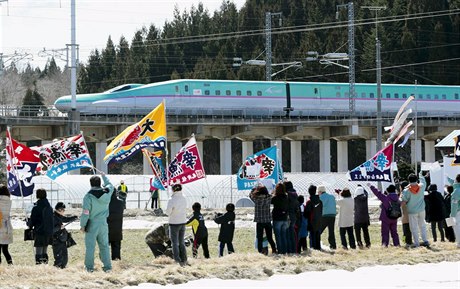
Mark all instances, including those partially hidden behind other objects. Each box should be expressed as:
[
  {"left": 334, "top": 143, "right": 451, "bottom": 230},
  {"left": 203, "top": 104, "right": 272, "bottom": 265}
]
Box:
[
  {"left": 0, "top": 184, "right": 13, "bottom": 265},
  {"left": 165, "top": 184, "right": 188, "bottom": 265},
  {"left": 336, "top": 188, "right": 356, "bottom": 250}
]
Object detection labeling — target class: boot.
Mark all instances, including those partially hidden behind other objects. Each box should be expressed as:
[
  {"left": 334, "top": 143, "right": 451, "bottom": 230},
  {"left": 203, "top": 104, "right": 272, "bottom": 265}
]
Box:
[
  {"left": 7, "top": 259, "right": 13, "bottom": 265},
  {"left": 35, "top": 254, "right": 41, "bottom": 265},
  {"left": 42, "top": 254, "right": 49, "bottom": 264}
]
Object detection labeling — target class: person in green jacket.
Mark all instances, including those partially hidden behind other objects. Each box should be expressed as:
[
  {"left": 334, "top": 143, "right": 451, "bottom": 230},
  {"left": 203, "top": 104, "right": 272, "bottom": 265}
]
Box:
[
  {"left": 402, "top": 172, "right": 428, "bottom": 248},
  {"left": 447, "top": 174, "right": 460, "bottom": 248},
  {"left": 80, "top": 173, "right": 114, "bottom": 272}
]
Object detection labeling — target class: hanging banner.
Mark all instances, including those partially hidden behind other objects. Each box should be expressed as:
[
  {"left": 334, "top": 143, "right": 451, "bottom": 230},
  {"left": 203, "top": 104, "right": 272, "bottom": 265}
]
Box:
[{"left": 452, "top": 135, "right": 460, "bottom": 166}]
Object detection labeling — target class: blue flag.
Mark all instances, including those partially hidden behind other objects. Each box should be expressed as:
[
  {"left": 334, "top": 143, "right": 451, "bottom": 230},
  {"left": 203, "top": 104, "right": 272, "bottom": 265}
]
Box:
[{"left": 237, "top": 146, "right": 283, "bottom": 190}]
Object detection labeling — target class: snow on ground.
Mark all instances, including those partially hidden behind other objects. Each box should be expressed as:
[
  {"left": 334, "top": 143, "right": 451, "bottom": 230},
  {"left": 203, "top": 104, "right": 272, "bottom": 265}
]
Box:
[{"left": 122, "top": 261, "right": 460, "bottom": 289}]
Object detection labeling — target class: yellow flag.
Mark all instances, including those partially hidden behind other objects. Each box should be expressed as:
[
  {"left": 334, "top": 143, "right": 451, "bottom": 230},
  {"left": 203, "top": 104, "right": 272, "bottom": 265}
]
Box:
[{"left": 104, "top": 101, "right": 167, "bottom": 164}]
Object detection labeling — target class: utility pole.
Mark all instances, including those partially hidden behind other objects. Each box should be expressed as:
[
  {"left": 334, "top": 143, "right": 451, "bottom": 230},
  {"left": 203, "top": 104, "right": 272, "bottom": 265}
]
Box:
[
  {"left": 337, "top": 2, "right": 355, "bottom": 116},
  {"left": 362, "top": 6, "right": 386, "bottom": 154},
  {"left": 0, "top": 51, "right": 33, "bottom": 77},
  {"left": 265, "top": 12, "right": 282, "bottom": 81},
  {"left": 69, "top": 0, "right": 80, "bottom": 135},
  {"left": 38, "top": 46, "right": 79, "bottom": 68}
]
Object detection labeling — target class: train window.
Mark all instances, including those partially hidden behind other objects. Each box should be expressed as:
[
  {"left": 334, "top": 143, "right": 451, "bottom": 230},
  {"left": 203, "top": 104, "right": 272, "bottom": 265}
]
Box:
[
  {"left": 205, "top": 90, "right": 210, "bottom": 96},
  {"left": 226, "top": 90, "right": 231, "bottom": 96},
  {"left": 418, "top": 94, "right": 423, "bottom": 99},
  {"left": 185, "top": 85, "right": 189, "bottom": 92},
  {"left": 175, "top": 86, "right": 179, "bottom": 93},
  {"left": 257, "top": 91, "right": 262, "bottom": 96},
  {"left": 402, "top": 93, "right": 407, "bottom": 99},
  {"left": 434, "top": 94, "right": 439, "bottom": 100},
  {"left": 427, "top": 94, "right": 431, "bottom": 99},
  {"left": 247, "top": 90, "right": 252, "bottom": 96},
  {"left": 345, "top": 92, "right": 349, "bottom": 98},
  {"left": 215, "top": 90, "right": 221, "bottom": 96},
  {"left": 236, "top": 90, "right": 242, "bottom": 96},
  {"left": 314, "top": 88, "right": 318, "bottom": 94},
  {"left": 386, "top": 93, "right": 391, "bottom": 98},
  {"left": 204, "top": 83, "right": 210, "bottom": 87},
  {"left": 442, "top": 94, "right": 446, "bottom": 99},
  {"left": 456, "top": 94, "right": 459, "bottom": 100},
  {"left": 370, "top": 93, "right": 375, "bottom": 98},
  {"left": 394, "top": 93, "right": 399, "bottom": 99},
  {"left": 336, "top": 92, "right": 341, "bottom": 97},
  {"left": 361, "top": 92, "right": 366, "bottom": 98}
]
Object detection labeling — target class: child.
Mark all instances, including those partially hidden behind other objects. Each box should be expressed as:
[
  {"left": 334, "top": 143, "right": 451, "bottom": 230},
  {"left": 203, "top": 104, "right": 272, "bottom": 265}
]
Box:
[
  {"left": 52, "top": 202, "right": 77, "bottom": 268},
  {"left": 214, "top": 203, "right": 235, "bottom": 257},
  {"left": 186, "top": 202, "right": 210, "bottom": 258}
]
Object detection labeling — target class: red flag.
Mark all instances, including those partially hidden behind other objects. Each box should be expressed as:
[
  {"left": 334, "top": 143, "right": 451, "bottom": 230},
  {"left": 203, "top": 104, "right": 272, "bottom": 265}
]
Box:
[
  {"left": 5, "top": 129, "right": 40, "bottom": 197},
  {"left": 168, "top": 136, "right": 205, "bottom": 185}
]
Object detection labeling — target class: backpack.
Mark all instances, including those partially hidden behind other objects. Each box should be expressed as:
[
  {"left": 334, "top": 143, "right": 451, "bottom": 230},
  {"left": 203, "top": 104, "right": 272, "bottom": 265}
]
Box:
[{"left": 386, "top": 200, "right": 402, "bottom": 219}]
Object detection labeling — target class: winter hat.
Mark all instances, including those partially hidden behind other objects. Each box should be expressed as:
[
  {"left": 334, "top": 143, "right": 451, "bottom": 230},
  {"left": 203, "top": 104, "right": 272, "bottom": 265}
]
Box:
[
  {"left": 386, "top": 184, "right": 396, "bottom": 193},
  {"left": 55, "top": 202, "right": 66, "bottom": 211},
  {"left": 354, "top": 186, "right": 364, "bottom": 197},
  {"left": 428, "top": 184, "right": 437, "bottom": 192},
  {"left": 317, "top": 185, "right": 326, "bottom": 194}
]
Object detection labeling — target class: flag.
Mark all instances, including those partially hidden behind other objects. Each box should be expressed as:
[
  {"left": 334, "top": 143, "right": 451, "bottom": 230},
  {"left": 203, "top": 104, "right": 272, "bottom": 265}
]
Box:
[
  {"left": 5, "top": 129, "right": 40, "bottom": 197},
  {"left": 142, "top": 149, "right": 166, "bottom": 190},
  {"left": 168, "top": 136, "right": 205, "bottom": 185},
  {"left": 452, "top": 135, "right": 460, "bottom": 166},
  {"left": 348, "top": 143, "right": 394, "bottom": 183},
  {"left": 36, "top": 134, "right": 93, "bottom": 180},
  {"left": 104, "top": 101, "right": 167, "bottom": 164},
  {"left": 237, "top": 146, "right": 283, "bottom": 190}
]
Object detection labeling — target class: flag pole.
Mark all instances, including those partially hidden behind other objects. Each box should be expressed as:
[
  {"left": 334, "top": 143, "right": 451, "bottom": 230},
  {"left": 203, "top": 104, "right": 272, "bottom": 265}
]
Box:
[
  {"left": 6, "top": 127, "right": 29, "bottom": 230},
  {"left": 81, "top": 132, "right": 97, "bottom": 175}
]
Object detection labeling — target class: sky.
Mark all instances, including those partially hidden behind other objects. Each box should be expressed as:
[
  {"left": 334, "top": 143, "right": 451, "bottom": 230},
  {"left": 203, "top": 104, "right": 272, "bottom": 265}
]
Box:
[{"left": 0, "top": 0, "right": 246, "bottom": 70}]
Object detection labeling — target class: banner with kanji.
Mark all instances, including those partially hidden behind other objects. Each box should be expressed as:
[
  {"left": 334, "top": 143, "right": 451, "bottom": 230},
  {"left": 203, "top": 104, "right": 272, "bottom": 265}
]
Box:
[
  {"left": 237, "top": 146, "right": 283, "bottom": 190},
  {"left": 348, "top": 143, "right": 394, "bottom": 183},
  {"left": 36, "top": 134, "right": 93, "bottom": 180},
  {"left": 142, "top": 149, "right": 166, "bottom": 190},
  {"left": 452, "top": 135, "right": 460, "bottom": 166},
  {"left": 104, "top": 101, "right": 167, "bottom": 164},
  {"left": 168, "top": 136, "right": 205, "bottom": 185},
  {"left": 5, "top": 128, "right": 40, "bottom": 197}
]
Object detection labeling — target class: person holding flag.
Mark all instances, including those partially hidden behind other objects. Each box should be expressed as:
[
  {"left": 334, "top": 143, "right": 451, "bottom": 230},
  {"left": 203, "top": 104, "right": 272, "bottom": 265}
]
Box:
[{"left": 80, "top": 173, "right": 115, "bottom": 272}]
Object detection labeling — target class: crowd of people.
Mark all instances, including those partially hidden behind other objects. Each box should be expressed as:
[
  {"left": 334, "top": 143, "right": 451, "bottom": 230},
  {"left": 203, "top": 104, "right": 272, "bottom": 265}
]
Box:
[
  {"left": 246, "top": 171, "right": 460, "bottom": 255},
  {"left": 0, "top": 170, "right": 459, "bottom": 271}
]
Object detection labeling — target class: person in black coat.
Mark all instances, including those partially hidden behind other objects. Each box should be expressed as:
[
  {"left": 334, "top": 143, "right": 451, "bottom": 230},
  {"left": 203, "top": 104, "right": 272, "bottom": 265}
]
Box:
[
  {"left": 444, "top": 185, "right": 456, "bottom": 242},
  {"left": 27, "top": 189, "right": 54, "bottom": 264},
  {"left": 426, "top": 184, "right": 447, "bottom": 242},
  {"left": 107, "top": 192, "right": 125, "bottom": 260},
  {"left": 284, "top": 181, "right": 299, "bottom": 254},
  {"left": 354, "top": 185, "right": 371, "bottom": 249},
  {"left": 304, "top": 185, "right": 323, "bottom": 250},
  {"left": 52, "top": 202, "right": 78, "bottom": 268},
  {"left": 214, "top": 203, "right": 236, "bottom": 257}
]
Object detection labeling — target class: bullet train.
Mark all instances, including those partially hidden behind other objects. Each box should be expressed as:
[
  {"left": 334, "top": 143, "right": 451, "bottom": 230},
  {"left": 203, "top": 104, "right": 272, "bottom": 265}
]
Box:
[{"left": 54, "top": 79, "right": 460, "bottom": 117}]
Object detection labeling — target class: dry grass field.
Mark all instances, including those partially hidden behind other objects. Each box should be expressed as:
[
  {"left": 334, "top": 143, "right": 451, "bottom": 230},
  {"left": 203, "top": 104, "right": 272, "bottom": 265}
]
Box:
[{"left": 1, "top": 208, "right": 459, "bottom": 289}]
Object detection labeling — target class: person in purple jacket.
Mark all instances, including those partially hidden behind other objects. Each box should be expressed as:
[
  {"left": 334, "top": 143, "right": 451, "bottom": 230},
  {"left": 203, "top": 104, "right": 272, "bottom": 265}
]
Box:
[{"left": 367, "top": 184, "right": 400, "bottom": 247}]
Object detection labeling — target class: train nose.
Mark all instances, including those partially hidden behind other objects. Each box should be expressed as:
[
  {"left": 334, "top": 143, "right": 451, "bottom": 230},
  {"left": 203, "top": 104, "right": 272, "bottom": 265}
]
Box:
[{"left": 54, "top": 95, "right": 72, "bottom": 112}]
